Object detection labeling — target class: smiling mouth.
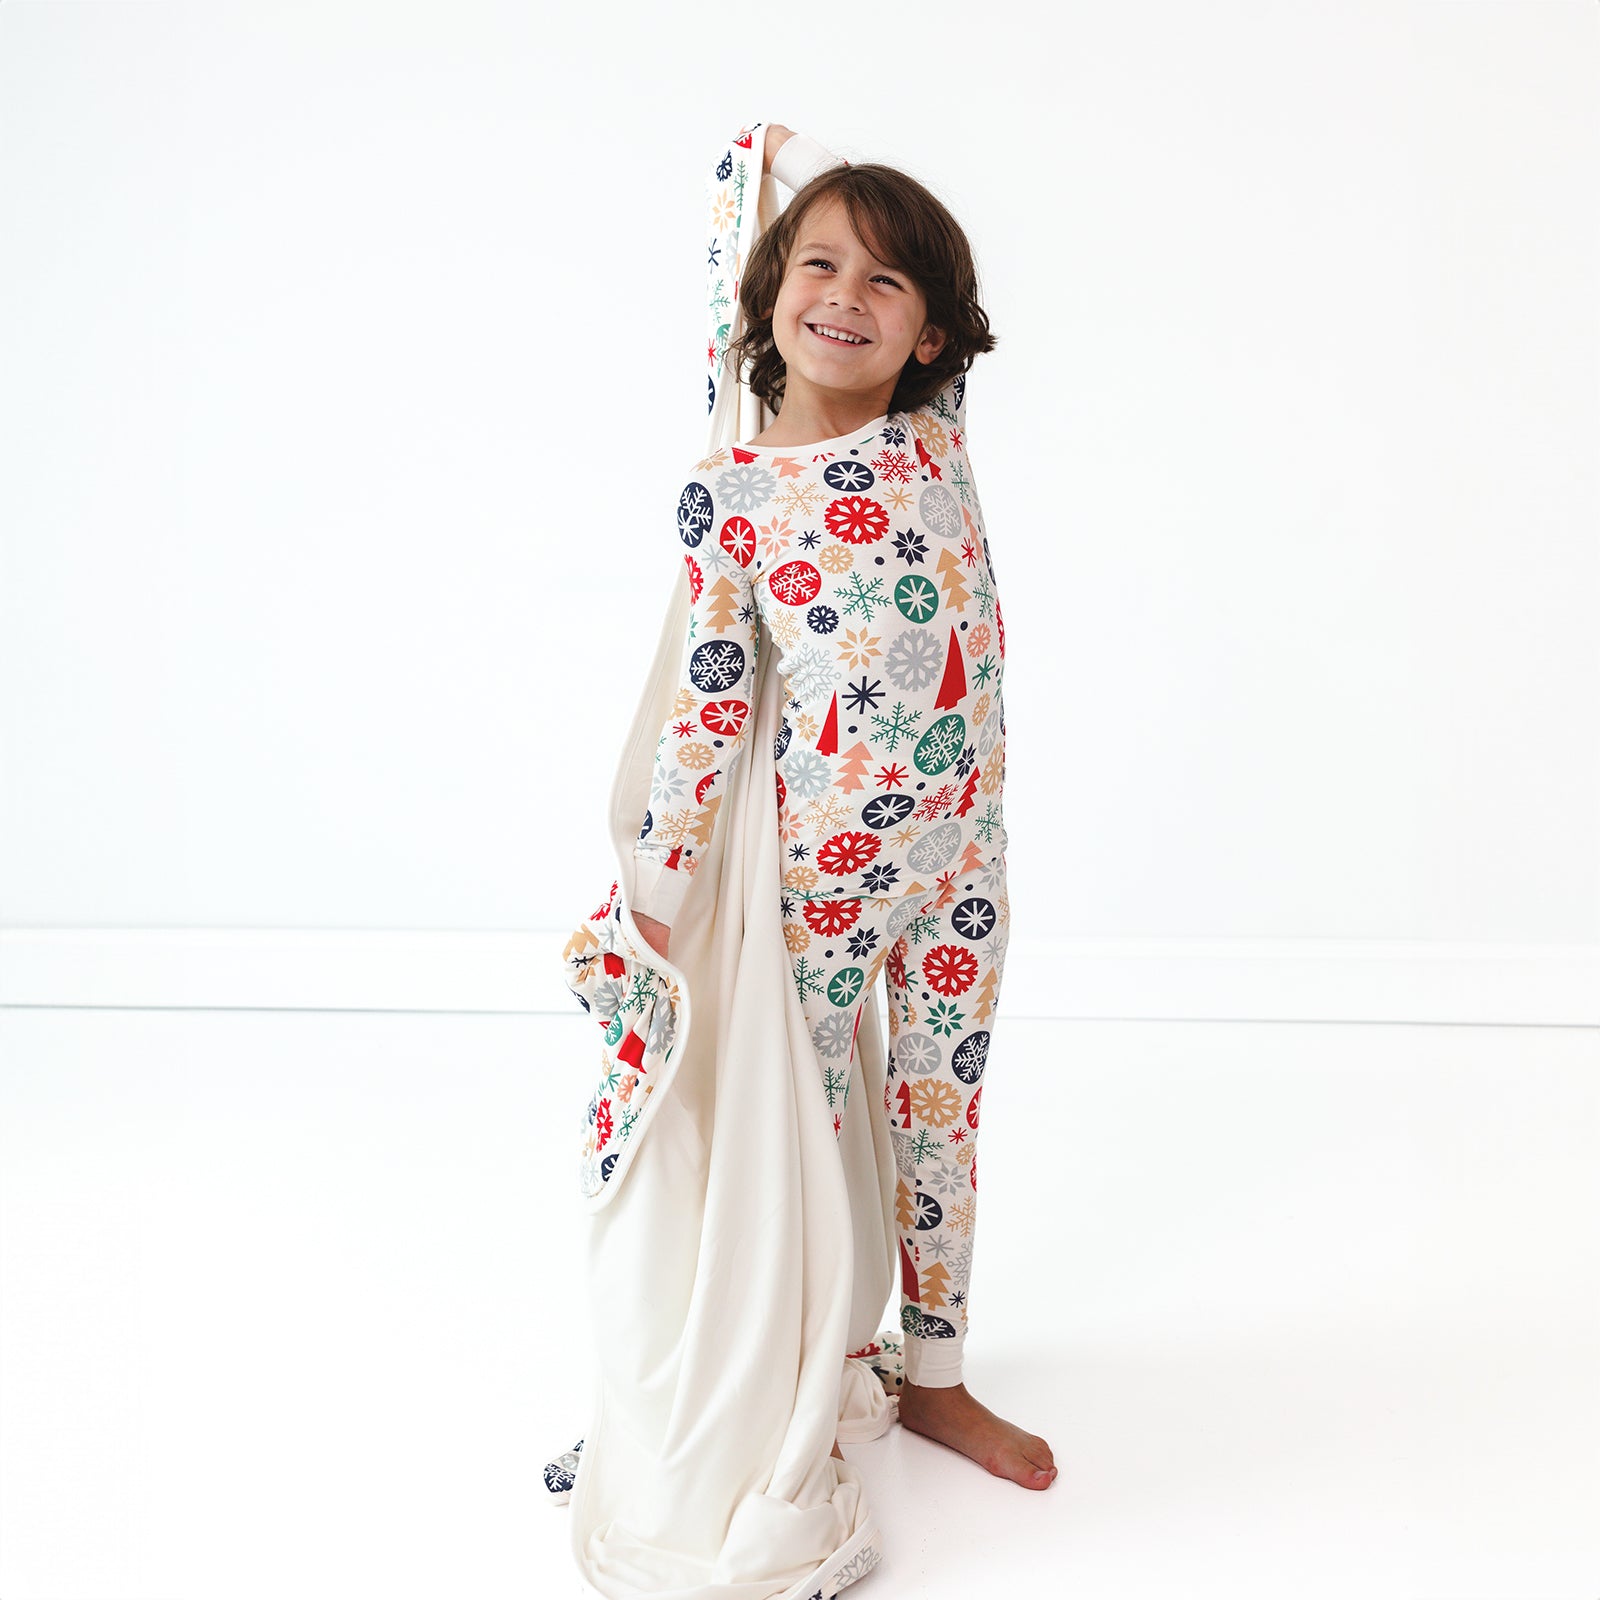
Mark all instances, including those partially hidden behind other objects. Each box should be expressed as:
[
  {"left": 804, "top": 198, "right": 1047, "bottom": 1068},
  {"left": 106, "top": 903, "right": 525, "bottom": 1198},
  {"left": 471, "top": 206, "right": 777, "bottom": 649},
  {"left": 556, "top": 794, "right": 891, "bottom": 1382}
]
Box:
[{"left": 806, "top": 322, "right": 871, "bottom": 347}]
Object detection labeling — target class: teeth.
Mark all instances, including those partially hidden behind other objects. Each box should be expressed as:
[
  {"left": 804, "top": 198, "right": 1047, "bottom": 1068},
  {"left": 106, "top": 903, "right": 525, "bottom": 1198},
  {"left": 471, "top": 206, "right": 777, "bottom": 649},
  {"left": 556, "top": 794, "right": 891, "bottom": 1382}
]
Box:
[{"left": 811, "top": 323, "right": 867, "bottom": 344}]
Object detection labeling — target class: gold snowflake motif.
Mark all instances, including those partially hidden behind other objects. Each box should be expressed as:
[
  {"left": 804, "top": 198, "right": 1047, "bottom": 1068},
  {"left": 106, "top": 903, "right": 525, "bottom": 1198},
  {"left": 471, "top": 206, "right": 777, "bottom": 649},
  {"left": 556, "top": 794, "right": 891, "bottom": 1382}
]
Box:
[
  {"left": 582, "top": 1129, "right": 598, "bottom": 1158},
  {"left": 783, "top": 919, "right": 811, "bottom": 955},
  {"left": 980, "top": 751, "right": 1004, "bottom": 794},
  {"left": 711, "top": 193, "right": 736, "bottom": 233},
  {"left": 768, "top": 608, "right": 801, "bottom": 650},
  {"left": 694, "top": 447, "right": 732, "bottom": 473},
  {"left": 966, "top": 623, "right": 992, "bottom": 657},
  {"left": 790, "top": 709, "right": 819, "bottom": 741},
  {"left": 618, "top": 1071, "right": 640, "bottom": 1104},
  {"left": 670, "top": 686, "right": 698, "bottom": 718},
  {"left": 777, "top": 807, "right": 805, "bottom": 844},
  {"left": 776, "top": 480, "right": 825, "bottom": 519},
  {"left": 909, "top": 412, "right": 951, "bottom": 458},
  {"left": 881, "top": 482, "right": 915, "bottom": 513},
  {"left": 837, "top": 626, "right": 882, "bottom": 669},
  {"left": 971, "top": 690, "right": 992, "bottom": 727},
  {"left": 816, "top": 543, "right": 854, "bottom": 575},
  {"left": 783, "top": 862, "right": 821, "bottom": 895},
  {"left": 947, "top": 1195, "right": 976, "bottom": 1236},
  {"left": 806, "top": 792, "right": 849, "bottom": 833},
  {"left": 657, "top": 808, "right": 700, "bottom": 849},
  {"left": 676, "top": 740, "right": 716, "bottom": 771}
]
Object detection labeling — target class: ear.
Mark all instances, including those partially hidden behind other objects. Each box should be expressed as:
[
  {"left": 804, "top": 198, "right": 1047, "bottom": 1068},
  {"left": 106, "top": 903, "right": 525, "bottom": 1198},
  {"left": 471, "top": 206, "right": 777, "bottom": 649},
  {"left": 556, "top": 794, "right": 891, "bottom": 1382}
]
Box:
[{"left": 915, "top": 323, "right": 948, "bottom": 366}]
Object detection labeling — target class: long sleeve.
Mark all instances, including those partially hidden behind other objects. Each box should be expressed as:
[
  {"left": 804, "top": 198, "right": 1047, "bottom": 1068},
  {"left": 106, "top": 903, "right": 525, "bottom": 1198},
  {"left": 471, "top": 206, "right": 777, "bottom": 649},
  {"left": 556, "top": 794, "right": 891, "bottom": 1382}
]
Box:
[
  {"left": 630, "top": 507, "right": 760, "bottom": 924},
  {"left": 631, "top": 124, "right": 847, "bottom": 927}
]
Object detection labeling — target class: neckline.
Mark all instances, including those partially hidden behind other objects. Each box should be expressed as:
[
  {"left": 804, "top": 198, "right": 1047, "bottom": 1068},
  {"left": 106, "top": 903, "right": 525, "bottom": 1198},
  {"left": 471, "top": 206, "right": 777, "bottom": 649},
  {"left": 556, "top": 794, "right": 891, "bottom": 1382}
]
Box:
[{"left": 735, "top": 410, "right": 893, "bottom": 455}]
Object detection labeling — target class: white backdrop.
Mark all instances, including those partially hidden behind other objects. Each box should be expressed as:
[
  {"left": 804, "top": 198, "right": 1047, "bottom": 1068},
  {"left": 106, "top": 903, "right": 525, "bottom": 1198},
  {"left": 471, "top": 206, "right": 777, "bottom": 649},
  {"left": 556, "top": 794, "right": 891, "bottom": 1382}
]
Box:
[{"left": 2, "top": 1, "right": 1596, "bottom": 1020}]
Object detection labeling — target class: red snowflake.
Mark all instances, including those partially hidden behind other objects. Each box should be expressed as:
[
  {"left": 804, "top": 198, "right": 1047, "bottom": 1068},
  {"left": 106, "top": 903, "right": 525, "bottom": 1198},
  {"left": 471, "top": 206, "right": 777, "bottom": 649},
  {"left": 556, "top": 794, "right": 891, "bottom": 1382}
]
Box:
[
  {"left": 768, "top": 560, "right": 822, "bottom": 606},
  {"left": 886, "top": 937, "right": 908, "bottom": 988},
  {"left": 720, "top": 515, "right": 757, "bottom": 567},
  {"left": 922, "top": 943, "right": 979, "bottom": 996},
  {"left": 913, "top": 783, "right": 958, "bottom": 821},
  {"left": 815, "top": 830, "right": 881, "bottom": 876},
  {"left": 683, "top": 553, "right": 704, "bottom": 603},
  {"left": 875, "top": 763, "right": 908, "bottom": 790},
  {"left": 595, "top": 1097, "right": 614, "bottom": 1148},
  {"left": 824, "top": 495, "right": 889, "bottom": 545},
  {"left": 802, "top": 897, "right": 863, "bottom": 937},
  {"left": 700, "top": 699, "right": 749, "bottom": 736}
]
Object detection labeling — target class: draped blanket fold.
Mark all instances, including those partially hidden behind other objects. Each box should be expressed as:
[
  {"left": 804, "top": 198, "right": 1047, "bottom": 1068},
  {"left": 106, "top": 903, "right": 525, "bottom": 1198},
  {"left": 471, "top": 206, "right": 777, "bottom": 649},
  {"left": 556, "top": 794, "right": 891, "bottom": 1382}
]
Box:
[{"left": 559, "top": 119, "right": 907, "bottom": 1599}]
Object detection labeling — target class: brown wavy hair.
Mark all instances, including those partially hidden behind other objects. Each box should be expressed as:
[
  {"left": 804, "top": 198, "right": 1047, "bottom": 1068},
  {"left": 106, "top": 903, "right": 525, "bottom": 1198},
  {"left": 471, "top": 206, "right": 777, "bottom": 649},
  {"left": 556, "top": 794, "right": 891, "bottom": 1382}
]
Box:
[{"left": 724, "top": 160, "right": 998, "bottom": 417}]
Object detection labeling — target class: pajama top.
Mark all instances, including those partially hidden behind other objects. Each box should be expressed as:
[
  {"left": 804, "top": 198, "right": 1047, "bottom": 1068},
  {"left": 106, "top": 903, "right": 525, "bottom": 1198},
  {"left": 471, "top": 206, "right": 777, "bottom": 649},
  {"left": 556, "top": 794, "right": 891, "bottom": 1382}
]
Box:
[{"left": 630, "top": 131, "right": 1009, "bottom": 926}]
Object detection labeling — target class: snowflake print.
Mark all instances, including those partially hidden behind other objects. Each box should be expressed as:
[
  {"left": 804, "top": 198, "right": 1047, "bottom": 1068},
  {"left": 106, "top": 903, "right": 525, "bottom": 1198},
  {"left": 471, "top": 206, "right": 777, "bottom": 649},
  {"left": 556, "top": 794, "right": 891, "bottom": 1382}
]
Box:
[
  {"left": 816, "top": 830, "right": 881, "bottom": 876},
  {"left": 913, "top": 783, "right": 957, "bottom": 821},
  {"left": 768, "top": 560, "right": 822, "bottom": 607},
  {"left": 893, "top": 527, "right": 929, "bottom": 565},
  {"left": 884, "top": 630, "right": 942, "bottom": 692},
  {"left": 910, "top": 411, "right": 951, "bottom": 458},
  {"left": 689, "top": 638, "right": 746, "bottom": 693},
  {"left": 825, "top": 495, "right": 889, "bottom": 544},
  {"left": 802, "top": 897, "right": 863, "bottom": 937},
  {"left": 815, "top": 542, "right": 855, "bottom": 576},
  {"left": 837, "top": 626, "right": 882, "bottom": 669},
  {"left": 812, "top": 1011, "right": 856, "bottom": 1057},
  {"left": 839, "top": 572, "right": 890, "bottom": 620},
  {"left": 714, "top": 461, "right": 777, "bottom": 515},
  {"left": 781, "top": 642, "right": 837, "bottom": 704},
  {"left": 805, "top": 791, "right": 849, "bottom": 834},
  {"left": 789, "top": 954, "right": 829, "bottom": 1000},
  {"left": 776, "top": 479, "right": 825, "bottom": 519},
  {"left": 915, "top": 1075, "right": 960, "bottom": 1126},
  {"left": 859, "top": 861, "right": 902, "bottom": 893},
  {"left": 871, "top": 447, "right": 916, "bottom": 486},
  {"left": 924, "top": 998, "right": 967, "bottom": 1036},
  {"left": 824, "top": 458, "right": 876, "bottom": 493},
  {"left": 893, "top": 573, "right": 939, "bottom": 622},
  {"left": 780, "top": 746, "right": 834, "bottom": 803},
  {"left": 720, "top": 516, "right": 757, "bottom": 565},
  {"left": 807, "top": 604, "right": 839, "bottom": 634},
  {"left": 922, "top": 943, "right": 980, "bottom": 996},
  {"left": 874, "top": 762, "right": 909, "bottom": 789},
  {"left": 843, "top": 676, "right": 885, "bottom": 714}
]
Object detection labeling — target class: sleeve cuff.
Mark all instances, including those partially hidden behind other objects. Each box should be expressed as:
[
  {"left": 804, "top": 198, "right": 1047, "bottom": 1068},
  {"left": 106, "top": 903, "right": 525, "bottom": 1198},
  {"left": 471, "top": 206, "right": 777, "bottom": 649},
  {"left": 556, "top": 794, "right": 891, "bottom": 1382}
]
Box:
[
  {"left": 770, "top": 130, "right": 846, "bottom": 192},
  {"left": 630, "top": 853, "right": 694, "bottom": 925}
]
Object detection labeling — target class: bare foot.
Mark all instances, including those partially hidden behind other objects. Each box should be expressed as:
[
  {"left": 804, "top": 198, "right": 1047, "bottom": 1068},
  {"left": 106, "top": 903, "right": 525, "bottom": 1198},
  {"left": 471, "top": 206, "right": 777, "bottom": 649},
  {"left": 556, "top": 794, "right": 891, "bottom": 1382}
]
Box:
[
  {"left": 831, "top": 1437, "right": 845, "bottom": 1461},
  {"left": 897, "top": 1380, "right": 1057, "bottom": 1489}
]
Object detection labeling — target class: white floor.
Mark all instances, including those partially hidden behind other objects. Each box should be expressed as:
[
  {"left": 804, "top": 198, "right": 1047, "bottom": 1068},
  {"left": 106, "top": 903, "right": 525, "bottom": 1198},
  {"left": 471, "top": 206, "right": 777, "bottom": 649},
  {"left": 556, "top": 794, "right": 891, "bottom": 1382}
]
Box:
[{"left": 1, "top": 1006, "right": 1596, "bottom": 1600}]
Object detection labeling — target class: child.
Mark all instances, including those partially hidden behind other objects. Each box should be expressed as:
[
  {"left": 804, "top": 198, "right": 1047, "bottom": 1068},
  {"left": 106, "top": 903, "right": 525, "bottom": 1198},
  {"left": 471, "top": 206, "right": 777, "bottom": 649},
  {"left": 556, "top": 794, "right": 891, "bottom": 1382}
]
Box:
[{"left": 628, "top": 121, "right": 1056, "bottom": 1493}]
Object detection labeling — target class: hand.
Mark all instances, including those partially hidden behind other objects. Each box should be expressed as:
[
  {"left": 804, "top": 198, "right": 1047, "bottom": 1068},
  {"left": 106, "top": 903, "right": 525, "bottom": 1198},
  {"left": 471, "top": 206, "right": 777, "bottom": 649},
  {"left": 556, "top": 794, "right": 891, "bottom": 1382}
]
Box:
[
  {"left": 762, "top": 122, "right": 796, "bottom": 176},
  {"left": 633, "top": 911, "right": 672, "bottom": 961}
]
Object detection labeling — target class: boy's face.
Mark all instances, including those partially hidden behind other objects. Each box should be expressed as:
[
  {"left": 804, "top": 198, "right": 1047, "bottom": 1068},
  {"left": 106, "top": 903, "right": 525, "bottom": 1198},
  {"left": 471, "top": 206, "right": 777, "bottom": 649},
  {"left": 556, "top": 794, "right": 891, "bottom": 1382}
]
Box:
[{"left": 768, "top": 194, "right": 947, "bottom": 415}]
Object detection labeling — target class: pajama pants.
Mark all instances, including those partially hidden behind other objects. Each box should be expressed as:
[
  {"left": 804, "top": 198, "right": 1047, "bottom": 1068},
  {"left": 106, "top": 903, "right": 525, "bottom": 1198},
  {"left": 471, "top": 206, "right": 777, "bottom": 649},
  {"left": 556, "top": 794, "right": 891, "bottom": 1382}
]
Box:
[{"left": 781, "top": 852, "right": 1010, "bottom": 1388}]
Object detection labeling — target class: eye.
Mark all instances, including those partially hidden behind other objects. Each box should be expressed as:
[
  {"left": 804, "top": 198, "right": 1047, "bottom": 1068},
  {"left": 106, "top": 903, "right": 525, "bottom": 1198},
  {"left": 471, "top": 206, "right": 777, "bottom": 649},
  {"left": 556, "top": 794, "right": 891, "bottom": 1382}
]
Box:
[{"left": 804, "top": 257, "right": 901, "bottom": 287}]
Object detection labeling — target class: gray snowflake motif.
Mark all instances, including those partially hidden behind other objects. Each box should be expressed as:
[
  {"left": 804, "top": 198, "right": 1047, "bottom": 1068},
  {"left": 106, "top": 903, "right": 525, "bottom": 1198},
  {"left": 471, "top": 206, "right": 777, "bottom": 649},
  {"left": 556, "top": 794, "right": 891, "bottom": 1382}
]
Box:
[
  {"left": 645, "top": 994, "right": 677, "bottom": 1056},
  {"left": 715, "top": 461, "right": 779, "bottom": 514},
  {"left": 812, "top": 1011, "right": 856, "bottom": 1058},
  {"left": 884, "top": 629, "right": 942, "bottom": 693},
  {"left": 780, "top": 746, "right": 834, "bottom": 803},
  {"left": 783, "top": 642, "right": 838, "bottom": 704}
]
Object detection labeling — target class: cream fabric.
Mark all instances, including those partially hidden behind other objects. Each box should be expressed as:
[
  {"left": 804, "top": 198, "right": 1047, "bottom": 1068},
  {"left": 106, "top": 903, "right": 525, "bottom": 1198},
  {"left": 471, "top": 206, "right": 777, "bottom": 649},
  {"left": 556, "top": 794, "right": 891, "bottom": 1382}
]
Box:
[{"left": 567, "top": 119, "right": 900, "bottom": 1600}]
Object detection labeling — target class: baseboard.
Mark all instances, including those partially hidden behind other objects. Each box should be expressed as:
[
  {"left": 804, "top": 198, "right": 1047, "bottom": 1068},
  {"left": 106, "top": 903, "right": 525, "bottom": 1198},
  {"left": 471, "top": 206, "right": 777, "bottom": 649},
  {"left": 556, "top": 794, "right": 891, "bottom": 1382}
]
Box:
[{"left": 1, "top": 928, "right": 1595, "bottom": 1025}]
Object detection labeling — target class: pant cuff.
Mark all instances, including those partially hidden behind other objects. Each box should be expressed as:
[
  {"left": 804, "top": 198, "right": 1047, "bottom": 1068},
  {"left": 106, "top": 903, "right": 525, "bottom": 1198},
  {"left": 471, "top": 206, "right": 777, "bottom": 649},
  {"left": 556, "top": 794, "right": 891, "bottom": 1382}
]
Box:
[{"left": 902, "top": 1332, "right": 966, "bottom": 1387}]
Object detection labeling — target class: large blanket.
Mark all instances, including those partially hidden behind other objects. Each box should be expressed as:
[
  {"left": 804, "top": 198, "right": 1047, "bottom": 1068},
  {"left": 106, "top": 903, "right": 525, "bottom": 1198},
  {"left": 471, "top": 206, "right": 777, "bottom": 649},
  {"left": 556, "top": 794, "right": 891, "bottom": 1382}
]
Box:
[{"left": 556, "top": 120, "right": 907, "bottom": 1599}]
